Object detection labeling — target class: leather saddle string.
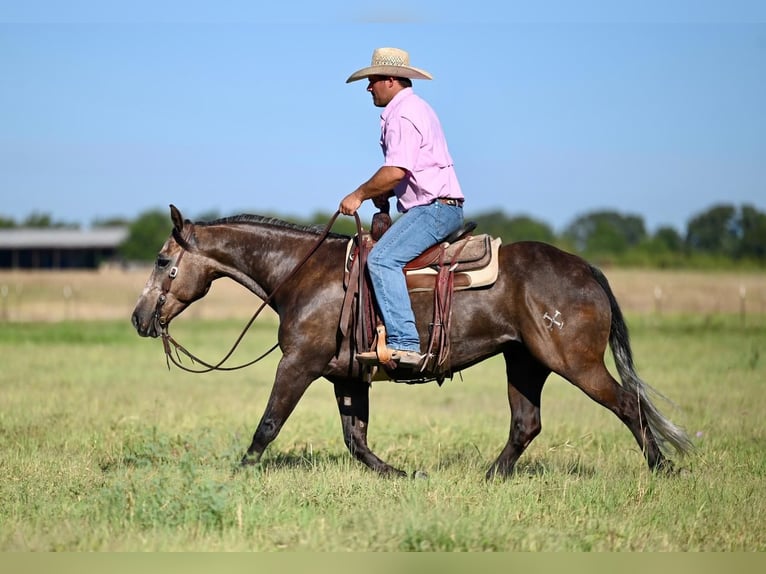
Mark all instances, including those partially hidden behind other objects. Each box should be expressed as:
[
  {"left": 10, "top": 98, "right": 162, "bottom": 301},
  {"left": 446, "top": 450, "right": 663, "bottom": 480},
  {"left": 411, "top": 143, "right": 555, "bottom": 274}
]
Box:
[
  {"left": 162, "top": 210, "right": 357, "bottom": 373},
  {"left": 425, "top": 236, "right": 470, "bottom": 370},
  {"left": 425, "top": 247, "right": 449, "bottom": 368}
]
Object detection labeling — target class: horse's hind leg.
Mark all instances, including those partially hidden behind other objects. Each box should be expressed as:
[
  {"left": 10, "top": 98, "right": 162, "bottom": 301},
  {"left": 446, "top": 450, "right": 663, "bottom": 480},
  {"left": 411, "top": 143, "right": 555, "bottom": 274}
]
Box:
[
  {"left": 487, "top": 346, "right": 549, "bottom": 480},
  {"left": 334, "top": 382, "right": 408, "bottom": 477},
  {"left": 567, "top": 362, "right": 666, "bottom": 471}
]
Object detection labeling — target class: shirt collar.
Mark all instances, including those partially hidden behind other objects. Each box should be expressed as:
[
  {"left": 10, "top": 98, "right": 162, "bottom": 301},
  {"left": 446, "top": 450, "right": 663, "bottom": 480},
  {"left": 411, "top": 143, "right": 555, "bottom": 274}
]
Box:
[{"left": 380, "top": 87, "right": 413, "bottom": 121}]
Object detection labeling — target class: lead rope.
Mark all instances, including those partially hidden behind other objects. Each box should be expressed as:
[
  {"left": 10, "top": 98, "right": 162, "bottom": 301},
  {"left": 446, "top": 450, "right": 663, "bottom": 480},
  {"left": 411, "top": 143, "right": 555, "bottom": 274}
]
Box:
[{"left": 161, "top": 210, "right": 359, "bottom": 373}]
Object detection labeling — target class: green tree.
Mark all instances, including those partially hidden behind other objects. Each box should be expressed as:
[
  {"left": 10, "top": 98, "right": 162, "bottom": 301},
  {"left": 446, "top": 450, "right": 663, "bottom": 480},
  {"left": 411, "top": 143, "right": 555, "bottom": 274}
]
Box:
[
  {"left": 563, "top": 210, "right": 647, "bottom": 256},
  {"left": 736, "top": 204, "right": 766, "bottom": 261},
  {"left": 652, "top": 226, "right": 684, "bottom": 253},
  {"left": 505, "top": 215, "right": 555, "bottom": 243},
  {"left": 629, "top": 226, "right": 686, "bottom": 268},
  {"left": 22, "top": 212, "right": 79, "bottom": 229},
  {"left": 589, "top": 219, "right": 629, "bottom": 255},
  {"left": 0, "top": 215, "right": 16, "bottom": 228},
  {"left": 685, "top": 204, "right": 738, "bottom": 256},
  {"left": 304, "top": 211, "right": 366, "bottom": 236},
  {"left": 92, "top": 216, "right": 130, "bottom": 228},
  {"left": 469, "top": 211, "right": 554, "bottom": 244},
  {"left": 22, "top": 212, "right": 54, "bottom": 227},
  {"left": 119, "top": 209, "right": 173, "bottom": 262}
]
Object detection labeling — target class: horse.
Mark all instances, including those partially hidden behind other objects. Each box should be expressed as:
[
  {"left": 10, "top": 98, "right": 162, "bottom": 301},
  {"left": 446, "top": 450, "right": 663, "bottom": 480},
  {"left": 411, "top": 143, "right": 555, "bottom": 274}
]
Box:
[{"left": 131, "top": 204, "right": 693, "bottom": 479}]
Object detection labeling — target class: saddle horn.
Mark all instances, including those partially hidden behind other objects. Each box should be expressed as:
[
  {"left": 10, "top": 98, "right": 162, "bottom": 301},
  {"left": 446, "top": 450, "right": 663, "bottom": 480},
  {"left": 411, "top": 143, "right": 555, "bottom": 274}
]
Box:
[{"left": 370, "top": 199, "right": 392, "bottom": 241}]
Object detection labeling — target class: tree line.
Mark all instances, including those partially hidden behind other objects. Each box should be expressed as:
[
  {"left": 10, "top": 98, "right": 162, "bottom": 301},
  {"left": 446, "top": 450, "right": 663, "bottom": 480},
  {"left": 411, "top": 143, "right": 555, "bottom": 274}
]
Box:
[
  {"left": 2, "top": 203, "right": 764, "bottom": 269},
  {"left": 470, "top": 203, "right": 766, "bottom": 269}
]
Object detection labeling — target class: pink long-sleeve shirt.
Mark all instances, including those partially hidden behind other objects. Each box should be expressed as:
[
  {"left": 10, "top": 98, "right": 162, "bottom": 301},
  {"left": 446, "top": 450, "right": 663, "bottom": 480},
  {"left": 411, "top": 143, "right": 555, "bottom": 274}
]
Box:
[{"left": 379, "top": 88, "right": 463, "bottom": 213}]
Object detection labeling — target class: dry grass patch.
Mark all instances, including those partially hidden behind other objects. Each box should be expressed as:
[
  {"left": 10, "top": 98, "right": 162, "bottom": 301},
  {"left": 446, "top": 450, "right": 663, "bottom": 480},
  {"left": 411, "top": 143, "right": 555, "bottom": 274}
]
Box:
[{"left": 1, "top": 267, "right": 764, "bottom": 322}]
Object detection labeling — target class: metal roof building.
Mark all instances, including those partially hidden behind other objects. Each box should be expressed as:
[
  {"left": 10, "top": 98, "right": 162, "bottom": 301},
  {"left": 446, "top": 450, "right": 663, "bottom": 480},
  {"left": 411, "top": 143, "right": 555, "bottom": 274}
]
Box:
[{"left": 0, "top": 227, "right": 129, "bottom": 269}]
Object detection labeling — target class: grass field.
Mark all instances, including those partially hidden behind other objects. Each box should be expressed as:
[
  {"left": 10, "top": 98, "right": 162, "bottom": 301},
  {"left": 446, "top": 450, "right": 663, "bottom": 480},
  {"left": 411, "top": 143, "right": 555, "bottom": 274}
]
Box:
[{"left": 1, "top": 268, "right": 765, "bottom": 551}]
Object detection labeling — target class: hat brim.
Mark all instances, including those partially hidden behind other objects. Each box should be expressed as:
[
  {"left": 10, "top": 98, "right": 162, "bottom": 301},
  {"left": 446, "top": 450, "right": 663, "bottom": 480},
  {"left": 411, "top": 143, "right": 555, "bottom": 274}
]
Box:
[{"left": 346, "top": 65, "right": 433, "bottom": 83}]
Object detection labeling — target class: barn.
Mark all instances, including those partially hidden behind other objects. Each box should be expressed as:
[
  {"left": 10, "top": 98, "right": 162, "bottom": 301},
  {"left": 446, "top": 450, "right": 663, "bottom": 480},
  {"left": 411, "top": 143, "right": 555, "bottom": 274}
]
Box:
[{"left": 0, "top": 227, "right": 129, "bottom": 269}]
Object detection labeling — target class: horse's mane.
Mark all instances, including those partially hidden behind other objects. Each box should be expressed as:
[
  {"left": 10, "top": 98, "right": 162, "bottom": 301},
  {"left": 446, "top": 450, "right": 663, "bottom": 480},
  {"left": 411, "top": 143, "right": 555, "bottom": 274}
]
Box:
[{"left": 194, "top": 214, "right": 349, "bottom": 239}]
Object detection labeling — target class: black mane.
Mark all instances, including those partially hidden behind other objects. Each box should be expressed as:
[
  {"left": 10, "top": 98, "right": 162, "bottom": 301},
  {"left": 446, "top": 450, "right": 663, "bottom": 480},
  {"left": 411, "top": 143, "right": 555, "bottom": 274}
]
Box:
[{"left": 195, "top": 213, "right": 349, "bottom": 239}]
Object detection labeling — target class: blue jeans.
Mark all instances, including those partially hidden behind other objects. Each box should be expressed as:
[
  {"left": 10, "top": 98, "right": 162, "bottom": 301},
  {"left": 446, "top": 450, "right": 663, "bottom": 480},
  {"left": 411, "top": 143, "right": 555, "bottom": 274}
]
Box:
[{"left": 367, "top": 201, "right": 464, "bottom": 352}]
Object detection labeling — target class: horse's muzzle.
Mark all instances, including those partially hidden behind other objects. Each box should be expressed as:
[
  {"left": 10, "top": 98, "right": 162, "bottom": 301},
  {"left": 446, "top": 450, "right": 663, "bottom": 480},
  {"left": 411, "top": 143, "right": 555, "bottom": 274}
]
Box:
[{"left": 131, "top": 309, "right": 162, "bottom": 338}]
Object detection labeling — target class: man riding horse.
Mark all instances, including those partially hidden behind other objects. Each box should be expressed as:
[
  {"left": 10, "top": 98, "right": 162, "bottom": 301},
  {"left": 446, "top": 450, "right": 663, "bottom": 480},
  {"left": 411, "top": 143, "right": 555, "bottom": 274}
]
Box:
[
  {"left": 339, "top": 47, "right": 465, "bottom": 369},
  {"left": 130, "top": 48, "right": 692, "bottom": 479}
]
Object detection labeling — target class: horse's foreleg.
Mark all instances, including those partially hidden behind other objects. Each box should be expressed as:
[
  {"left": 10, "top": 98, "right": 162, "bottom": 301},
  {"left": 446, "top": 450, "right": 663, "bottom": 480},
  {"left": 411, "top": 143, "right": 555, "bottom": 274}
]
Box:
[
  {"left": 241, "top": 356, "right": 315, "bottom": 466},
  {"left": 487, "top": 348, "right": 547, "bottom": 480},
  {"left": 334, "top": 382, "right": 407, "bottom": 477}
]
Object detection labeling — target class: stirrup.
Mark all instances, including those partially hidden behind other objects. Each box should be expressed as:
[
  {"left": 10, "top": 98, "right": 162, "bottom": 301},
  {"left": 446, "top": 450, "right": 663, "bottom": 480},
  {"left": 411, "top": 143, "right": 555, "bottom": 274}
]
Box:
[
  {"left": 356, "top": 325, "right": 393, "bottom": 366},
  {"left": 375, "top": 325, "right": 393, "bottom": 362}
]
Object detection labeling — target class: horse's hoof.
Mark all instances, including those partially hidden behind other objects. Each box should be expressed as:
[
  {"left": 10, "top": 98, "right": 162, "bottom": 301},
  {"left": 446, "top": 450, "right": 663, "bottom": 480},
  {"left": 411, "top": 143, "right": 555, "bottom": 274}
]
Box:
[
  {"left": 485, "top": 465, "right": 513, "bottom": 481},
  {"left": 378, "top": 467, "right": 408, "bottom": 478},
  {"left": 653, "top": 459, "right": 676, "bottom": 476},
  {"left": 653, "top": 458, "right": 695, "bottom": 478},
  {"left": 240, "top": 454, "right": 262, "bottom": 468},
  {"left": 412, "top": 470, "right": 429, "bottom": 480}
]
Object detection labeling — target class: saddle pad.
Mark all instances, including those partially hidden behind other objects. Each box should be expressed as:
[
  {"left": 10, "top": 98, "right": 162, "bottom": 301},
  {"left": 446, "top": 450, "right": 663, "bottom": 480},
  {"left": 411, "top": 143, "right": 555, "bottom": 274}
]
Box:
[
  {"left": 406, "top": 237, "right": 501, "bottom": 292},
  {"left": 344, "top": 235, "right": 501, "bottom": 292}
]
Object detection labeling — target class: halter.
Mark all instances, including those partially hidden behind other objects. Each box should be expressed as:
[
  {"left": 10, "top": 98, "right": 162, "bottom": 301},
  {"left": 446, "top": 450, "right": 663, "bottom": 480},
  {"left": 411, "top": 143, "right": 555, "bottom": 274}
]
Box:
[{"left": 157, "top": 210, "right": 358, "bottom": 374}]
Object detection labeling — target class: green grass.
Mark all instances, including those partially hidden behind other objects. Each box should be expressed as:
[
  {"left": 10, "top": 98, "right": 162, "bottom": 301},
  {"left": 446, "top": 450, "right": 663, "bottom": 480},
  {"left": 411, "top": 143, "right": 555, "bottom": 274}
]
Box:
[{"left": 0, "top": 315, "right": 764, "bottom": 551}]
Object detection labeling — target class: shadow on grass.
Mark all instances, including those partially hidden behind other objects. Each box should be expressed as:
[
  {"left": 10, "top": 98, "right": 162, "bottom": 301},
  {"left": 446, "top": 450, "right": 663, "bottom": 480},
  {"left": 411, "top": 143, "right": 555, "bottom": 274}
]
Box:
[
  {"left": 513, "top": 457, "right": 598, "bottom": 479},
  {"left": 234, "top": 449, "right": 353, "bottom": 474},
  {"left": 100, "top": 427, "right": 599, "bottom": 480},
  {"left": 428, "top": 440, "right": 599, "bottom": 479}
]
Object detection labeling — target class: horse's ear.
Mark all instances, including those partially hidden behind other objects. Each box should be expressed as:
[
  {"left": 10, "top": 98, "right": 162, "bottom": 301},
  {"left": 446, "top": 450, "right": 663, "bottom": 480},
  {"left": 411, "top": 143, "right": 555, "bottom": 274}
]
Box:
[{"left": 169, "top": 204, "right": 184, "bottom": 232}]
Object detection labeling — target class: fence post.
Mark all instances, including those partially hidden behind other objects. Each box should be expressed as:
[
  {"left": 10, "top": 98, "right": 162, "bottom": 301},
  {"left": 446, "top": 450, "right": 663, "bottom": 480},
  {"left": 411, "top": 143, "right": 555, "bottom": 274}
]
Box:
[
  {"left": 1, "top": 285, "right": 7, "bottom": 321},
  {"left": 653, "top": 286, "right": 663, "bottom": 316},
  {"left": 739, "top": 285, "right": 746, "bottom": 326}
]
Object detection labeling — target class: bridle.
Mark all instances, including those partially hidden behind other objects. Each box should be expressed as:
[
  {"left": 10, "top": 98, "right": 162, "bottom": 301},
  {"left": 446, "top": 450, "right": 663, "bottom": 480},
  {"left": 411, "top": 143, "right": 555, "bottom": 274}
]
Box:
[
  {"left": 154, "top": 227, "right": 188, "bottom": 328},
  {"left": 151, "top": 220, "right": 260, "bottom": 373},
  {"left": 155, "top": 210, "right": 358, "bottom": 373}
]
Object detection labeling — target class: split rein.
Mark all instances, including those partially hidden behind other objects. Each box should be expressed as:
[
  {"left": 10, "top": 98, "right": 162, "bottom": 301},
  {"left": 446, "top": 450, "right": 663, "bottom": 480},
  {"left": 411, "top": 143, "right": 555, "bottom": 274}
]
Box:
[{"left": 158, "top": 210, "right": 361, "bottom": 373}]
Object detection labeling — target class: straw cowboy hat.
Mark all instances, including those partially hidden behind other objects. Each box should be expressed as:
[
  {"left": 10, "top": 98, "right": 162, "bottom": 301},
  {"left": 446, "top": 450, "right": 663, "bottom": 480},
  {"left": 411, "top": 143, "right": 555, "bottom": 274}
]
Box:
[{"left": 346, "top": 47, "right": 433, "bottom": 83}]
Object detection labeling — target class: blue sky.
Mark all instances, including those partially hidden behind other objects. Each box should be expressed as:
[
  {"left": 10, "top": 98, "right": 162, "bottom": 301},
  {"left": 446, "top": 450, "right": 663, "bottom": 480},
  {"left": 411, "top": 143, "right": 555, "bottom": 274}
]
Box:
[{"left": 1, "top": 2, "right": 764, "bottom": 233}]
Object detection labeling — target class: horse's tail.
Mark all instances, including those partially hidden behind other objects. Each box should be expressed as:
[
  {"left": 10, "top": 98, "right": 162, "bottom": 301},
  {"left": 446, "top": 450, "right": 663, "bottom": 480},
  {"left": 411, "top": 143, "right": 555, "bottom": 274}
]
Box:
[{"left": 589, "top": 265, "right": 694, "bottom": 458}]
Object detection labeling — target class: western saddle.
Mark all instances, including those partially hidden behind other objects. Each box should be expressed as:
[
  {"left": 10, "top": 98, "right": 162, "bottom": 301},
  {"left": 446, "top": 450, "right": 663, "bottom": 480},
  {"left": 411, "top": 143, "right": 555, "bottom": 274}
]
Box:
[{"left": 339, "top": 210, "right": 501, "bottom": 385}]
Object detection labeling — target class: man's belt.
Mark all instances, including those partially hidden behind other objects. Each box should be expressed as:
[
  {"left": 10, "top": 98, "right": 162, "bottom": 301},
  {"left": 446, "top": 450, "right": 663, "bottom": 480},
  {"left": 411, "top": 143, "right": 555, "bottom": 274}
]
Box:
[{"left": 435, "top": 198, "right": 463, "bottom": 207}]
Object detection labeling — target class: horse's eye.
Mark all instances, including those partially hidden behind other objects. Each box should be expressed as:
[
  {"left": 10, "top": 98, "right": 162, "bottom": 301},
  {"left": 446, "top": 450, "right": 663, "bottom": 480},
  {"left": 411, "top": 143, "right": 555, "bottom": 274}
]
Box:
[{"left": 156, "top": 256, "right": 170, "bottom": 269}]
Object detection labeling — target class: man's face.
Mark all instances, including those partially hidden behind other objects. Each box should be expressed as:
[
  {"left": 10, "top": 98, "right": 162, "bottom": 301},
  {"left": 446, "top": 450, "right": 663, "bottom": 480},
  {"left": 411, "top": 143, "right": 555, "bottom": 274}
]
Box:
[{"left": 366, "top": 76, "right": 397, "bottom": 107}]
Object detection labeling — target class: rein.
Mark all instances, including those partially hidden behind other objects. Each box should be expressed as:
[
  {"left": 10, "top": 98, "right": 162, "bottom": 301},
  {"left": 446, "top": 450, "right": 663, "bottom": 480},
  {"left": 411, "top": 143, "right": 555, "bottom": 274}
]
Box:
[{"left": 158, "top": 210, "right": 361, "bottom": 373}]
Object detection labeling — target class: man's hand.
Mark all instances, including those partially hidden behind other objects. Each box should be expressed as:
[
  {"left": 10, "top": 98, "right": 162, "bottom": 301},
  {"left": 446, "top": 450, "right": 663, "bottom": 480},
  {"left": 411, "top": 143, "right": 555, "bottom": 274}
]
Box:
[
  {"left": 340, "top": 166, "right": 405, "bottom": 216},
  {"left": 339, "top": 190, "right": 364, "bottom": 215}
]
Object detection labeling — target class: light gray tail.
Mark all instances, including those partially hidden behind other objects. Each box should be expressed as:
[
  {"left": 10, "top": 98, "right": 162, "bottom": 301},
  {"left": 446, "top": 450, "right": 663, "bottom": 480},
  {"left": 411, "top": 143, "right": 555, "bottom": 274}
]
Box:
[{"left": 589, "top": 265, "right": 694, "bottom": 458}]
